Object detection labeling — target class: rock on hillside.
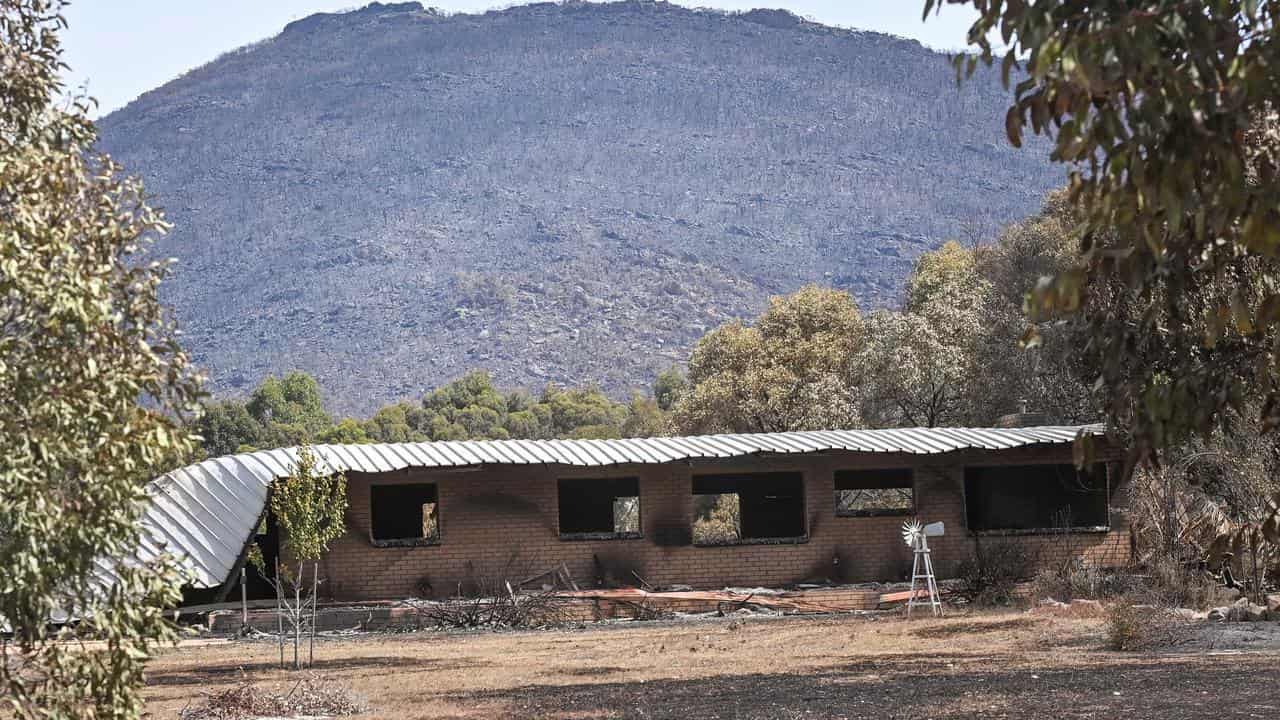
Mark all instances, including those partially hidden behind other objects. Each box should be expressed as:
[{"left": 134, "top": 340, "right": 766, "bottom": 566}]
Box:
[{"left": 97, "top": 0, "right": 1060, "bottom": 415}]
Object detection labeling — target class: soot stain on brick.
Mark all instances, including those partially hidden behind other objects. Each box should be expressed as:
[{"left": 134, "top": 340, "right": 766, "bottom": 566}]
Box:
[
  {"left": 592, "top": 551, "right": 646, "bottom": 588},
  {"left": 651, "top": 520, "right": 692, "bottom": 547}
]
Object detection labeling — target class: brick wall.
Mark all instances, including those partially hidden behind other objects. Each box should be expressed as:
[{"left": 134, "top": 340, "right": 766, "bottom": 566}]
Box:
[{"left": 318, "top": 446, "right": 1131, "bottom": 600}]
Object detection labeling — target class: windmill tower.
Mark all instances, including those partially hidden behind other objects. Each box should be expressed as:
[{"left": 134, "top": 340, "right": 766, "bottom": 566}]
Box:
[{"left": 902, "top": 519, "right": 944, "bottom": 617}]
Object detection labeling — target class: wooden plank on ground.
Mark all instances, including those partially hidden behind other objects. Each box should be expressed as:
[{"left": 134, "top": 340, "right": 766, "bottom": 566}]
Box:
[{"left": 879, "top": 589, "right": 929, "bottom": 604}]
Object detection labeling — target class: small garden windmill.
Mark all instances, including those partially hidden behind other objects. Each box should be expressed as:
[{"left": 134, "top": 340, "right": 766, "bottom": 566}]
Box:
[{"left": 902, "top": 519, "right": 944, "bottom": 617}]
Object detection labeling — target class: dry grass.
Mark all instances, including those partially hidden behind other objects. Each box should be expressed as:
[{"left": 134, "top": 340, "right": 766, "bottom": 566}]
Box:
[{"left": 145, "top": 611, "right": 1279, "bottom": 719}]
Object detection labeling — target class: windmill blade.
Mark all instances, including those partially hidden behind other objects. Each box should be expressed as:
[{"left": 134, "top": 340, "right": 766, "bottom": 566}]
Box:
[{"left": 902, "top": 519, "right": 922, "bottom": 548}]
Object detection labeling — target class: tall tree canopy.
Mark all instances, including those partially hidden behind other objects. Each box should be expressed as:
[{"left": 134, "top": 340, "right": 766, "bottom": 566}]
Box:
[
  {"left": 193, "top": 370, "right": 668, "bottom": 456},
  {"left": 670, "top": 200, "right": 1109, "bottom": 432},
  {"left": 670, "top": 285, "right": 864, "bottom": 433},
  {"left": 970, "top": 193, "right": 1100, "bottom": 425},
  {"left": 859, "top": 241, "right": 991, "bottom": 427},
  {"left": 247, "top": 371, "right": 332, "bottom": 443},
  {"left": 930, "top": 0, "right": 1280, "bottom": 459},
  {"left": 0, "top": 0, "right": 201, "bottom": 715},
  {"left": 196, "top": 400, "right": 264, "bottom": 457}
]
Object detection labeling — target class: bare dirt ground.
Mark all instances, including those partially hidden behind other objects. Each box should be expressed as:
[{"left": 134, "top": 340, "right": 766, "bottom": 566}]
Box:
[{"left": 144, "top": 610, "right": 1280, "bottom": 720}]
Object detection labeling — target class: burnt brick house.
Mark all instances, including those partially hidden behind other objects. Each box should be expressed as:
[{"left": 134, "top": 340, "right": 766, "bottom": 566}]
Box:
[{"left": 142, "top": 425, "right": 1130, "bottom": 602}]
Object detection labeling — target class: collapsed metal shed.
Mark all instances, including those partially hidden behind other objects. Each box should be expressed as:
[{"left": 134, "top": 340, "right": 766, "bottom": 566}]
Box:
[{"left": 137, "top": 424, "right": 1103, "bottom": 591}]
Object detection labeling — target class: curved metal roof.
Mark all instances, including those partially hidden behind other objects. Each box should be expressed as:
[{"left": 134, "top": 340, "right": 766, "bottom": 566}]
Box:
[{"left": 140, "top": 424, "right": 1102, "bottom": 589}]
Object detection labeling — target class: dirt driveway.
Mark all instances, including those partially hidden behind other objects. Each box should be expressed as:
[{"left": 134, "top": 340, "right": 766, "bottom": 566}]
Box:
[{"left": 144, "top": 611, "right": 1280, "bottom": 719}]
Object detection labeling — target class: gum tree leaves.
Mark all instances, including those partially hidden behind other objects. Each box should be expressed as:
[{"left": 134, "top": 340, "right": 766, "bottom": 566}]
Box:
[
  {"left": 930, "top": 0, "right": 1280, "bottom": 459},
  {"left": 0, "top": 1, "right": 202, "bottom": 716}
]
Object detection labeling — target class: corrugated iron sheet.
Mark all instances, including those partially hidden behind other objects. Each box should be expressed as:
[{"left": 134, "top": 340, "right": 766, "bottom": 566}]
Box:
[{"left": 139, "top": 424, "right": 1102, "bottom": 589}]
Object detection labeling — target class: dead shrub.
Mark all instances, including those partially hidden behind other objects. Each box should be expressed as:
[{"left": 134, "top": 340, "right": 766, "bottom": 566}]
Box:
[
  {"left": 955, "top": 539, "right": 1034, "bottom": 606},
  {"left": 1031, "top": 563, "right": 1098, "bottom": 602},
  {"left": 179, "top": 676, "right": 366, "bottom": 719},
  {"left": 1030, "top": 555, "right": 1232, "bottom": 609},
  {"left": 1145, "top": 556, "right": 1239, "bottom": 610},
  {"left": 1030, "top": 560, "right": 1142, "bottom": 603},
  {"left": 410, "top": 588, "right": 569, "bottom": 630},
  {"left": 1105, "top": 601, "right": 1192, "bottom": 651}
]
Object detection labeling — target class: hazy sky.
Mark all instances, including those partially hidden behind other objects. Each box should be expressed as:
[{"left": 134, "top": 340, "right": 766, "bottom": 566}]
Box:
[{"left": 62, "top": 1, "right": 980, "bottom": 117}]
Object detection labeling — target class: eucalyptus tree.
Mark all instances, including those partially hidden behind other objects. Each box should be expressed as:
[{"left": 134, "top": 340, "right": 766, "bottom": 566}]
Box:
[
  {"left": 0, "top": 0, "right": 202, "bottom": 716},
  {"left": 858, "top": 242, "right": 992, "bottom": 428},
  {"left": 929, "top": 0, "right": 1280, "bottom": 460},
  {"left": 671, "top": 285, "right": 865, "bottom": 433},
  {"left": 257, "top": 446, "right": 347, "bottom": 670}
]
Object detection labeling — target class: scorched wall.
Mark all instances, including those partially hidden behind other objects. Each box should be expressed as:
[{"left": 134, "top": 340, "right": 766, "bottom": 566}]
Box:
[{"left": 318, "top": 445, "right": 1130, "bottom": 600}]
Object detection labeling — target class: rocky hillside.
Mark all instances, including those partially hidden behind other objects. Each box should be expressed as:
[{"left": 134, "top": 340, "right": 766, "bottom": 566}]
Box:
[{"left": 97, "top": 1, "right": 1060, "bottom": 415}]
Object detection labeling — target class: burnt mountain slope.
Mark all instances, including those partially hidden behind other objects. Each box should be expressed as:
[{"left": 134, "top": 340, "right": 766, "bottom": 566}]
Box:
[{"left": 98, "top": 1, "right": 1059, "bottom": 415}]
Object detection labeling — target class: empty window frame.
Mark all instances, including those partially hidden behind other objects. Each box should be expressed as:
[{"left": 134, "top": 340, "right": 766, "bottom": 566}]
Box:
[
  {"left": 964, "top": 464, "right": 1109, "bottom": 533},
  {"left": 557, "top": 477, "right": 641, "bottom": 539},
  {"left": 370, "top": 483, "right": 440, "bottom": 547},
  {"left": 835, "top": 469, "right": 914, "bottom": 517},
  {"left": 692, "top": 472, "right": 805, "bottom": 545}
]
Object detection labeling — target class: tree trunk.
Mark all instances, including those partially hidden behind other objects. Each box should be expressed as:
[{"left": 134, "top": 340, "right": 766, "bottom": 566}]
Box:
[
  {"left": 275, "top": 558, "right": 284, "bottom": 669},
  {"left": 294, "top": 561, "right": 302, "bottom": 670},
  {"left": 309, "top": 561, "right": 318, "bottom": 667}
]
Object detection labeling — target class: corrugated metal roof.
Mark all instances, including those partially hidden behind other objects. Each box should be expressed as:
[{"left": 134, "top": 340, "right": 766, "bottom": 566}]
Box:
[{"left": 138, "top": 424, "right": 1103, "bottom": 589}]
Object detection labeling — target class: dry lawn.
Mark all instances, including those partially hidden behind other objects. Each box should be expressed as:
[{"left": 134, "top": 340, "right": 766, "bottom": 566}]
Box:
[{"left": 144, "top": 610, "right": 1279, "bottom": 719}]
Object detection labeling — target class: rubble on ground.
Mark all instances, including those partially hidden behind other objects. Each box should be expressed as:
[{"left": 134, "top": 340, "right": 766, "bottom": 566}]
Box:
[
  {"left": 1207, "top": 596, "right": 1280, "bottom": 623},
  {"left": 1028, "top": 598, "right": 1109, "bottom": 618},
  {"left": 194, "top": 582, "right": 913, "bottom": 636}
]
